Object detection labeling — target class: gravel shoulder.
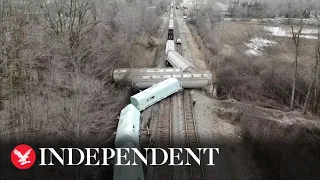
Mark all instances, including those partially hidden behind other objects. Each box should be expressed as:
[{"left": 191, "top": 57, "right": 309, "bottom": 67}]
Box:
[
  {"left": 175, "top": 10, "right": 206, "bottom": 70},
  {"left": 191, "top": 90, "right": 263, "bottom": 180}
]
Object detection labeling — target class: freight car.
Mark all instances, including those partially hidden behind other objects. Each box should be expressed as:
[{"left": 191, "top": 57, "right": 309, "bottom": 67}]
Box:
[
  {"left": 112, "top": 68, "right": 181, "bottom": 81},
  {"left": 168, "top": 19, "right": 174, "bottom": 40},
  {"left": 130, "top": 78, "right": 182, "bottom": 111},
  {"left": 167, "top": 50, "right": 196, "bottom": 72},
  {"left": 114, "top": 104, "right": 141, "bottom": 148},
  {"left": 165, "top": 40, "right": 175, "bottom": 54},
  {"left": 131, "top": 71, "right": 213, "bottom": 89},
  {"left": 113, "top": 142, "right": 145, "bottom": 180}
]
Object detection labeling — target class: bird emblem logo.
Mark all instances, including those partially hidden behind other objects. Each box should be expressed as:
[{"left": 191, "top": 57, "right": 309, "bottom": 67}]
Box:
[{"left": 11, "top": 144, "right": 36, "bottom": 169}]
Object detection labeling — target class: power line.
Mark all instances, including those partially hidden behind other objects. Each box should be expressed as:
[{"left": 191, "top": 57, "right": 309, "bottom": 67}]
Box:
[
  {"left": 247, "top": 53, "right": 320, "bottom": 108},
  {"left": 237, "top": 56, "right": 320, "bottom": 140},
  {"left": 238, "top": 57, "right": 290, "bottom": 110}
]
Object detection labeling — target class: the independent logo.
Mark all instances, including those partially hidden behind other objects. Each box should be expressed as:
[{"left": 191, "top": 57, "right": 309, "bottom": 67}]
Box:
[{"left": 11, "top": 144, "right": 36, "bottom": 169}]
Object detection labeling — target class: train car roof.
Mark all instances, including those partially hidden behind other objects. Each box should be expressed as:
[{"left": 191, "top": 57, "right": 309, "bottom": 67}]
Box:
[
  {"left": 134, "top": 73, "right": 212, "bottom": 80},
  {"left": 114, "top": 68, "right": 180, "bottom": 73},
  {"left": 131, "top": 78, "right": 181, "bottom": 100},
  {"left": 115, "top": 104, "right": 140, "bottom": 148}
]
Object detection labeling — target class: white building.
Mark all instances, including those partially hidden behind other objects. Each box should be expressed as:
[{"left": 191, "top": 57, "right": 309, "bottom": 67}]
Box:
[{"left": 182, "top": 0, "right": 207, "bottom": 9}]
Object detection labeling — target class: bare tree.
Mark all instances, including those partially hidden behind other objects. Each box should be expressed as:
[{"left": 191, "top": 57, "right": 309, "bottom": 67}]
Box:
[
  {"left": 288, "top": 0, "right": 311, "bottom": 110},
  {"left": 304, "top": 7, "right": 320, "bottom": 114},
  {"left": 303, "top": 43, "right": 320, "bottom": 114}
]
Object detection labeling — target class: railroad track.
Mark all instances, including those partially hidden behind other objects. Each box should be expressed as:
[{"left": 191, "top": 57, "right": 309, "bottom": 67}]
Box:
[
  {"left": 183, "top": 90, "right": 205, "bottom": 180},
  {"left": 155, "top": 97, "right": 172, "bottom": 180}
]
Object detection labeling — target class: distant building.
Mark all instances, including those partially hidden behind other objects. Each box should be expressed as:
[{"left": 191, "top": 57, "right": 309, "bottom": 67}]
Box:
[{"left": 182, "top": 0, "right": 207, "bottom": 9}]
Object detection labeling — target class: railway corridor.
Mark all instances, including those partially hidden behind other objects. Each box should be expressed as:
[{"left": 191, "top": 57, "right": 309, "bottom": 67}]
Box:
[
  {"left": 147, "top": 91, "right": 205, "bottom": 180},
  {"left": 145, "top": 4, "right": 208, "bottom": 180},
  {"left": 175, "top": 9, "right": 206, "bottom": 70},
  {"left": 183, "top": 91, "right": 205, "bottom": 180},
  {"left": 153, "top": 97, "right": 172, "bottom": 180}
]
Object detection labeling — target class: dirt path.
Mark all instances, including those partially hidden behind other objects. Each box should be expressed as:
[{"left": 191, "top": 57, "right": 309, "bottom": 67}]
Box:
[{"left": 175, "top": 10, "right": 206, "bottom": 70}]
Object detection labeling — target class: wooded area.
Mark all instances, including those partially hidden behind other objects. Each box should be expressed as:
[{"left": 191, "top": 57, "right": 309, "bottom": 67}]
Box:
[{"left": 0, "top": 0, "right": 168, "bottom": 144}]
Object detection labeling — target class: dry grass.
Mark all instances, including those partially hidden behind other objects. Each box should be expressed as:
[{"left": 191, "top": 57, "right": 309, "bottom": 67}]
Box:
[
  {"left": 217, "top": 22, "right": 318, "bottom": 69},
  {"left": 188, "top": 20, "right": 320, "bottom": 114}
]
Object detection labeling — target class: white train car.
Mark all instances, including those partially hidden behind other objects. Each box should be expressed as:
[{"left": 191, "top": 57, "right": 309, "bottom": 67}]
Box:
[
  {"left": 165, "top": 40, "right": 175, "bottom": 54},
  {"left": 130, "top": 78, "right": 182, "bottom": 111},
  {"left": 168, "top": 19, "right": 174, "bottom": 40},
  {"left": 167, "top": 50, "right": 197, "bottom": 72},
  {"left": 113, "top": 103, "right": 145, "bottom": 180},
  {"left": 113, "top": 142, "right": 145, "bottom": 180},
  {"left": 168, "top": 19, "right": 174, "bottom": 29},
  {"left": 132, "top": 71, "right": 213, "bottom": 89},
  {"left": 114, "top": 104, "right": 141, "bottom": 148},
  {"left": 113, "top": 68, "right": 181, "bottom": 81}
]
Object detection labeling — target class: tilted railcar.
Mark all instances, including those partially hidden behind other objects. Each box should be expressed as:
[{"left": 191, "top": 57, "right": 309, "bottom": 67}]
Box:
[
  {"left": 132, "top": 71, "right": 213, "bottom": 89},
  {"left": 167, "top": 50, "right": 197, "bottom": 72},
  {"left": 130, "top": 78, "right": 182, "bottom": 111},
  {"left": 114, "top": 104, "right": 141, "bottom": 148},
  {"left": 113, "top": 142, "right": 145, "bottom": 180},
  {"left": 113, "top": 106, "right": 145, "bottom": 180},
  {"left": 112, "top": 68, "right": 181, "bottom": 81}
]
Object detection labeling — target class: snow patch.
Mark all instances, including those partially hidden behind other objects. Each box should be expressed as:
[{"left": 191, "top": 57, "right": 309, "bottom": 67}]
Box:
[
  {"left": 245, "top": 37, "right": 277, "bottom": 56},
  {"left": 264, "top": 26, "right": 317, "bottom": 39}
]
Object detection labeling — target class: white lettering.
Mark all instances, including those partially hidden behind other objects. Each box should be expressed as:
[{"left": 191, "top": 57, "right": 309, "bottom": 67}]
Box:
[
  {"left": 149, "top": 148, "right": 168, "bottom": 165},
  {"left": 39, "top": 148, "right": 64, "bottom": 165},
  {"left": 185, "top": 148, "right": 202, "bottom": 165},
  {"left": 101, "top": 148, "right": 115, "bottom": 165},
  {"left": 169, "top": 148, "right": 183, "bottom": 165},
  {"left": 116, "top": 148, "right": 131, "bottom": 165},
  {"left": 203, "top": 148, "right": 219, "bottom": 165},
  {"left": 132, "top": 148, "right": 147, "bottom": 165},
  {"left": 85, "top": 148, "right": 100, "bottom": 165},
  {"left": 64, "top": 148, "right": 85, "bottom": 165}
]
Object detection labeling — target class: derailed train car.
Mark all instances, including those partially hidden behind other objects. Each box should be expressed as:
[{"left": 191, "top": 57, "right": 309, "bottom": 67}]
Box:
[
  {"left": 167, "top": 50, "right": 197, "bottom": 72},
  {"left": 112, "top": 68, "right": 180, "bottom": 81},
  {"left": 114, "top": 104, "right": 141, "bottom": 148},
  {"left": 132, "top": 71, "right": 213, "bottom": 89},
  {"left": 113, "top": 142, "right": 145, "bottom": 180},
  {"left": 114, "top": 104, "right": 144, "bottom": 180},
  {"left": 130, "top": 78, "right": 182, "bottom": 111}
]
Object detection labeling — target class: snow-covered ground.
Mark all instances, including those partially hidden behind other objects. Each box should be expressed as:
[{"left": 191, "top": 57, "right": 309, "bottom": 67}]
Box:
[
  {"left": 245, "top": 37, "right": 277, "bottom": 56},
  {"left": 264, "top": 26, "right": 318, "bottom": 39}
]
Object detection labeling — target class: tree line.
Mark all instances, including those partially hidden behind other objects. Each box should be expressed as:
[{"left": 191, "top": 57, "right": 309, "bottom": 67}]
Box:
[
  {"left": 0, "top": 0, "right": 168, "bottom": 144},
  {"left": 188, "top": 0, "right": 320, "bottom": 115}
]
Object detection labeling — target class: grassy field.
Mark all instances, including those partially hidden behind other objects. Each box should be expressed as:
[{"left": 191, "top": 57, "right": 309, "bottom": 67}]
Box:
[{"left": 217, "top": 22, "right": 318, "bottom": 71}]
